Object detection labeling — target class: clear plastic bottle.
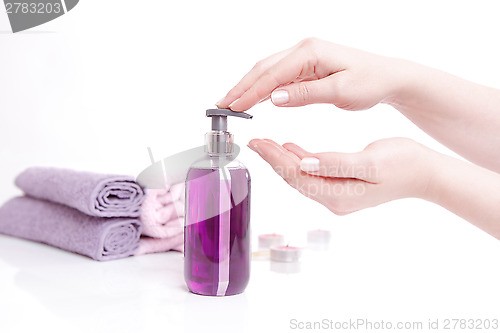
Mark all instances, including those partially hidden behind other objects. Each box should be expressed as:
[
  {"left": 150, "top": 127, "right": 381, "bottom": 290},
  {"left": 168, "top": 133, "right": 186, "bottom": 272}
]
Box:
[{"left": 184, "top": 109, "right": 252, "bottom": 296}]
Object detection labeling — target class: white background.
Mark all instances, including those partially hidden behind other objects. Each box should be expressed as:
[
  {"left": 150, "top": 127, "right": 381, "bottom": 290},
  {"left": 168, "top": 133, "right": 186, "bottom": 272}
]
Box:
[{"left": 1, "top": 1, "right": 500, "bottom": 332}]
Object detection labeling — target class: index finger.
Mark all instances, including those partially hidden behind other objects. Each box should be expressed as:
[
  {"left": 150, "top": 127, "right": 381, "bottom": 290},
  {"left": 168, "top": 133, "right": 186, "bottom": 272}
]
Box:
[
  {"left": 226, "top": 47, "right": 313, "bottom": 111},
  {"left": 217, "top": 48, "right": 293, "bottom": 109}
]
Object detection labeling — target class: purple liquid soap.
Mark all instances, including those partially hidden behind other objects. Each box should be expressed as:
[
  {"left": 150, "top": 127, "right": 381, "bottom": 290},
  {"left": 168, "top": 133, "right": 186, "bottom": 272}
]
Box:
[{"left": 184, "top": 165, "right": 250, "bottom": 296}]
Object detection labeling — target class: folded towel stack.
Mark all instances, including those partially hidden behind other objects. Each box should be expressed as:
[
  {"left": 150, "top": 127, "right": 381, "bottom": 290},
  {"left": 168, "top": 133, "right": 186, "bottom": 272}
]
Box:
[
  {"left": 137, "top": 184, "right": 185, "bottom": 255},
  {"left": 0, "top": 167, "right": 145, "bottom": 261},
  {"left": 0, "top": 167, "right": 186, "bottom": 260}
]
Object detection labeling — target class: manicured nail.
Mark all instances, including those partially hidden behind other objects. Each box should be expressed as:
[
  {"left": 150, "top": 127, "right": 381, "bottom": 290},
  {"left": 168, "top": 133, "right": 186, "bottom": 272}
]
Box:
[
  {"left": 248, "top": 143, "right": 263, "bottom": 155},
  {"left": 215, "top": 98, "right": 224, "bottom": 107},
  {"left": 271, "top": 90, "right": 289, "bottom": 105},
  {"left": 300, "top": 157, "right": 320, "bottom": 172}
]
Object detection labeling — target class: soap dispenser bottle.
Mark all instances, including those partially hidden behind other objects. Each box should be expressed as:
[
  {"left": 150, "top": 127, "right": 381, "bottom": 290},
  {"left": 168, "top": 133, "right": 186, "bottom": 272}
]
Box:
[{"left": 184, "top": 108, "right": 252, "bottom": 296}]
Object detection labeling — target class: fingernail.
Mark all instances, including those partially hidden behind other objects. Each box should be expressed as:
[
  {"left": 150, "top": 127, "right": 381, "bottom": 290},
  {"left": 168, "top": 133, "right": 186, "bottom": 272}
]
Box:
[
  {"left": 300, "top": 157, "right": 320, "bottom": 172},
  {"left": 271, "top": 90, "right": 289, "bottom": 105},
  {"left": 248, "top": 143, "right": 263, "bottom": 155},
  {"left": 215, "top": 98, "right": 224, "bottom": 107}
]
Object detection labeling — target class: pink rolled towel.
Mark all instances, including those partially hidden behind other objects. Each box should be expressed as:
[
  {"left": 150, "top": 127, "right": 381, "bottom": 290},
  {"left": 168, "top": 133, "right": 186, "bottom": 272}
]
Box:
[
  {"left": 168, "top": 183, "right": 185, "bottom": 203},
  {"left": 140, "top": 187, "right": 184, "bottom": 238},
  {"left": 138, "top": 184, "right": 185, "bottom": 254},
  {"left": 136, "top": 234, "right": 184, "bottom": 255}
]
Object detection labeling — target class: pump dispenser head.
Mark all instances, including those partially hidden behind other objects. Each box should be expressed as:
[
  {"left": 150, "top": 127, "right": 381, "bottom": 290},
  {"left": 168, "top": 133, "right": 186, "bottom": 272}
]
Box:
[{"left": 205, "top": 109, "right": 253, "bottom": 154}]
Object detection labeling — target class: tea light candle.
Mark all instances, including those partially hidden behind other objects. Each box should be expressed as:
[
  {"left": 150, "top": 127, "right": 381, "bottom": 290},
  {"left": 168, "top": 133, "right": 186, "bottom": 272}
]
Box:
[
  {"left": 307, "top": 229, "right": 331, "bottom": 251},
  {"left": 270, "top": 245, "right": 302, "bottom": 262},
  {"left": 307, "top": 229, "right": 331, "bottom": 243},
  {"left": 258, "top": 233, "right": 285, "bottom": 249},
  {"left": 271, "top": 261, "right": 301, "bottom": 274}
]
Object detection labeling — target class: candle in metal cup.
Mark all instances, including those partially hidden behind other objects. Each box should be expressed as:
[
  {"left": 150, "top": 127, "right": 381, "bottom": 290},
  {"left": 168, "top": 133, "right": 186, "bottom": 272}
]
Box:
[
  {"left": 258, "top": 233, "right": 285, "bottom": 249},
  {"left": 307, "top": 229, "right": 331, "bottom": 250},
  {"left": 270, "top": 245, "right": 302, "bottom": 262}
]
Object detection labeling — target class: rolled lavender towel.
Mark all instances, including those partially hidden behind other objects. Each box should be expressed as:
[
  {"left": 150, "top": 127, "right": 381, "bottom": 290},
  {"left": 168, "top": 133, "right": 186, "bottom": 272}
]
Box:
[
  {"left": 15, "top": 167, "right": 145, "bottom": 218},
  {"left": 0, "top": 197, "right": 141, "bottom": 261}
]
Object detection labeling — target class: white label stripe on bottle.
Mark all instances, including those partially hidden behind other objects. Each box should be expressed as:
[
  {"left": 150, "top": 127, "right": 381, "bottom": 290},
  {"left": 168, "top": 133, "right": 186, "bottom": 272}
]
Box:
[{"left": 216, "top": 167, "right": 231, "bottom": 296}]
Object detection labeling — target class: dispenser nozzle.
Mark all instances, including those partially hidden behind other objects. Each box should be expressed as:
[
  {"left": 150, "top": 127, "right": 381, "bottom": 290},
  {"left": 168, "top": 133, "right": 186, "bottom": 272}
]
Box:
[
  {"left": 206, "top": 109, "right": 253, "bottom": 131},
  {"left": 205, "top": 109, "right": 252, "bottom": 154}
]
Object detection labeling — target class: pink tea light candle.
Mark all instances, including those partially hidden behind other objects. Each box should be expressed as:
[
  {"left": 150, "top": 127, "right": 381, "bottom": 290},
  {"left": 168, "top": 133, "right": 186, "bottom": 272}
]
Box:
[
  {"left": 270, "top": 245, "right": 302, "bottom": 263},
  {"left": 258, "top": 233, "right": 285, "bottom": 249},
  {"left": 271, "top": 261, "right": 301, "bottom": 274},
  {"left": 307, "top": 229, "right": 331, "bottom": 250},
  {"left": 307, "top": 229, "right": 331, "bottom": 242}
]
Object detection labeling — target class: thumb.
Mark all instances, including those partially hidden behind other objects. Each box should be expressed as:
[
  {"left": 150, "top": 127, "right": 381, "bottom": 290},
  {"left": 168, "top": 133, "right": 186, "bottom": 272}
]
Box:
[
  {"left": 300, "top": 151, "right": 376, "bottom": 182},
  {"left": 270, "top": 76, "right": 336, "bottom": 107}
]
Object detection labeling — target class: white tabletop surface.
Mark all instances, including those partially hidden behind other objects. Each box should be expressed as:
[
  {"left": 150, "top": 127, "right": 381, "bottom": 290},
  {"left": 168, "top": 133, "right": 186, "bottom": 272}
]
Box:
[{"left": 2, "top": 200, "right": 500, "bottom": 333}]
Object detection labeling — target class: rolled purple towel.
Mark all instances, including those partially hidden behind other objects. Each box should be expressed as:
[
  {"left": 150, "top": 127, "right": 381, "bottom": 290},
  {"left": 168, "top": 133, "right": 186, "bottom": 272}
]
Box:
[
  {"left": 15, "top": 167, "right": 145, "bottom": 218},
  {"left": 0, "top": 197, "right": 141, "bottom": 261}
]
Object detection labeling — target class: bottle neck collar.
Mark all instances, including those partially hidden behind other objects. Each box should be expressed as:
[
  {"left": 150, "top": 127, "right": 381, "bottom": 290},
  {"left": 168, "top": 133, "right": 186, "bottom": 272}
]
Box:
[{"left": 205, "top": 130, "right": 234, "bottom": 154}]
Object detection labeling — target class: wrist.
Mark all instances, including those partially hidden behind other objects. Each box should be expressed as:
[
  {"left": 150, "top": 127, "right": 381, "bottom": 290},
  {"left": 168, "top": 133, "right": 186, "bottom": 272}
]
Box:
[
  {"left": 381, "top": 58, "right": 425, "bottom": 109},
  {"left": 410, "top": 144, "right": 446, "bottom": 201},
  {"left": 415, "top": 148, "right": 455, "bottom": 205}
]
